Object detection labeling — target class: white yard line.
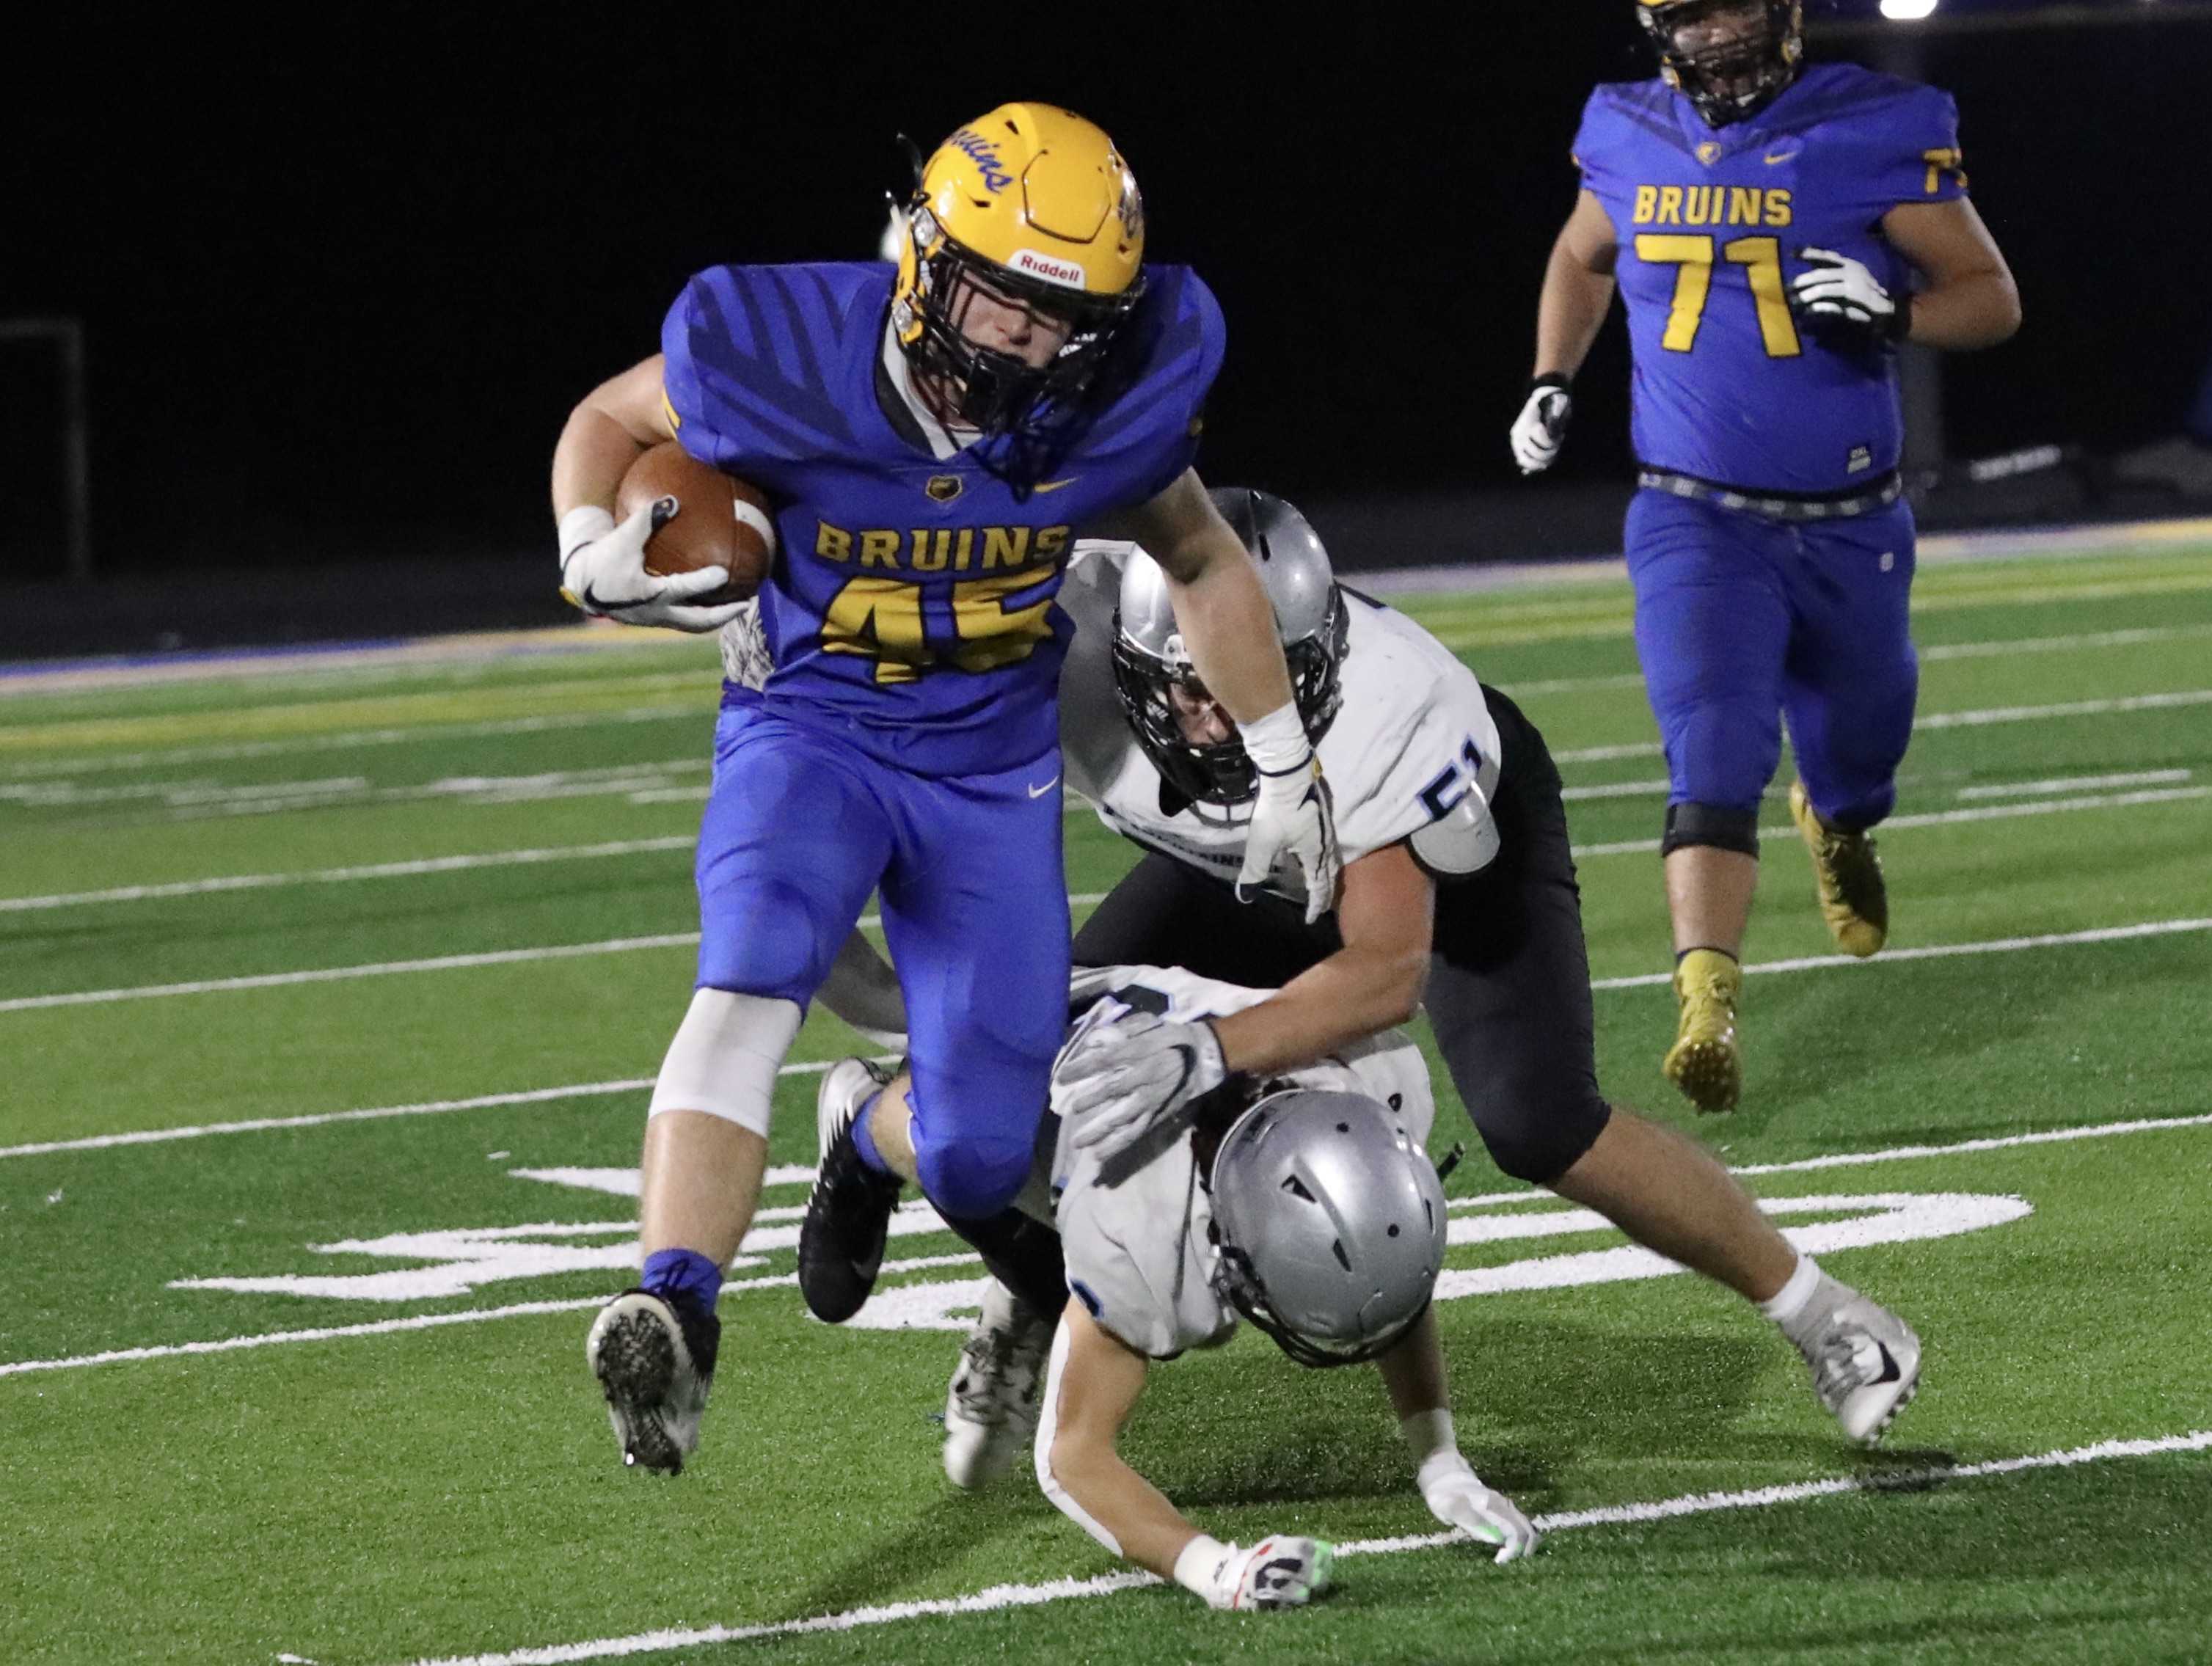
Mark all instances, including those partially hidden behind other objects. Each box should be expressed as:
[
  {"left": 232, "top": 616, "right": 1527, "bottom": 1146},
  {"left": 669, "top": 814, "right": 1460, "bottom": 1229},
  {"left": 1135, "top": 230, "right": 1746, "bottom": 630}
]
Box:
[
  {"left": 1550, "top": 772, "right": 2192, "bottom": 809},
  {"left": 1561, "top": 777, "right": 1675, "bottom": 802},
  {"left": 7, "top": 764, "right": 2183, "bottom": 916},
  {"left": 1726, "top": 1111, "right": 2212, "bottom": 1178},
  {"left": 0, "top": 894, "right": 2195, "bottom": 1085},
  {"left": 0, "top": 704, "right": 712, "bottom": 783},
  {"left": 9, "top": 764, "right": 2191, "bottom": 921},
  {"left": 1499, "top": 671, "right": 1650, "bottom": 697},
  {"left": 1569, "top": 783, "right": 2212, "bottom": 858},
  {"left": 1919, "top": 622, "right": 2212, "bottom": 663},
  {"left": 1551, "top": 686, "right": 2212, "bottom": 768},
  {"left": 1554, "top": 739, "right": 1669, "bottom": 764},
  {"left": 1505, "top": 623, "right": 2212, "bottom": 700},
  {"left": 1918, "top": 687, "right": 2212, "bottom": 730},
  {"left": 0, "top": 933, "right": 707, "bottom": 1015},
  {"left": 1955, "top": 769, "right": 2189, "bottom": 800},
  {"left": 0, "top": 837, "right": 698, "bottom": 914},
  {"left": 0, "top": 893, "right": 1117, "bottom": 1012},
  {"left": 387, "top": 1428, "right": 2212, "bottom": 1666},
  {"left": 0, "top": 760, "right": 709, "bottom": 822},
  {"left": 0, "top": 1058, "right": 899, "bottom": 1162},
  {"left": 0, "top": 1253, "right": 978, "bottom": 1381},
  {"left": 4, "top": 1110, "right": 2205, "bottom": 1376},
  {"left": 1588, "top": 916, "right": 2211, "bottom": 990}
]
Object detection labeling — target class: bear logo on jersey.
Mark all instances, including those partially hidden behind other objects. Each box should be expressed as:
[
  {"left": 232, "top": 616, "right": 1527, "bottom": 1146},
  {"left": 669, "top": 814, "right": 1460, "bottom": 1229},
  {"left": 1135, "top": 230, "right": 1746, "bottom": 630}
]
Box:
[{"left": 927, "top": 475, "right": 965, "bottom": 503}]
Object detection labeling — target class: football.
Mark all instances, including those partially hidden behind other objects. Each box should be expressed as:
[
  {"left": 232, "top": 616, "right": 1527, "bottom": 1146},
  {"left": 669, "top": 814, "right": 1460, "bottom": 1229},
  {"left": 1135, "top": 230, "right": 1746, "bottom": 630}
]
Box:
[{"left": 614, "top": 441, "right": 775, "bottom": 606}]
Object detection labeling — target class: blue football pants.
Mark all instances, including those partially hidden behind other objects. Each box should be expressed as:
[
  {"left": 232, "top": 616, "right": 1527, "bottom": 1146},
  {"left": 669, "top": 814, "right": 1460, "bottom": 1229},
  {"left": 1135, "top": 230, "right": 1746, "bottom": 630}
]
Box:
[
  {"left": 1626, "top": 489, "right": 1919, "bottom": 832},
  {"left": 691, "top": 701, "right": 1070, "bottom": 1219}
]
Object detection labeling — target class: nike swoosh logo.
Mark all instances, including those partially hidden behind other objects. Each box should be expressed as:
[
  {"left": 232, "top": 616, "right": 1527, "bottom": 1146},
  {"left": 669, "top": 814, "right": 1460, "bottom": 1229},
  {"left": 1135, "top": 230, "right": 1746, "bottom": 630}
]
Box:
[
  {"left": 1164, "top": 1044, "right": 1197, "bottom": 1104},
  {"left": 1869, "top": 1341, "right": 1902, "bottom": 1385},
  {"left": 1764, "top": 149, "right": 1797, "bottom": 166},
  {"left": 1032, "top": 478, "right": 1080, "bottom": 493},
  {"left": 1027, "top": 775, "right": 1060, "bottom": 798},
  {"left": 580, "top": 584, "right": 651, "bottom": 614}
]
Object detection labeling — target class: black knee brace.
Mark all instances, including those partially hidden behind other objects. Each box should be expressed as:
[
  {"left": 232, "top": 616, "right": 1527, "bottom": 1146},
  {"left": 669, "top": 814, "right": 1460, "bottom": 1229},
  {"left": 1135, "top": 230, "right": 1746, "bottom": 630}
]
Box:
[{"left": 1662, "top": 800, "right": 1762, "bottom": 858}]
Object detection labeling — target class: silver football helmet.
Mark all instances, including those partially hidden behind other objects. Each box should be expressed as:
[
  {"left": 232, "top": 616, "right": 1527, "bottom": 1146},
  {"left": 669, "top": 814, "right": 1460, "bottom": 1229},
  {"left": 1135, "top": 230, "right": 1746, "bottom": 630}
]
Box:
[
  {"left": 1112, "top": 486, "right": 1351, "bottom": 807},
  {"left": 1207, "top": 1086, "right": 1448, "bottom": 1368}
]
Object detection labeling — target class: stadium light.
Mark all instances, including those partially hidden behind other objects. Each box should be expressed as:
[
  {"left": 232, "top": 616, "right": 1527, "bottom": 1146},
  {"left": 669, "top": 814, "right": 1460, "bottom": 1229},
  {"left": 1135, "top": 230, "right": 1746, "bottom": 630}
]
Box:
[{"left": 1880, "top": 0, "right": 1940, "bottom": 17}]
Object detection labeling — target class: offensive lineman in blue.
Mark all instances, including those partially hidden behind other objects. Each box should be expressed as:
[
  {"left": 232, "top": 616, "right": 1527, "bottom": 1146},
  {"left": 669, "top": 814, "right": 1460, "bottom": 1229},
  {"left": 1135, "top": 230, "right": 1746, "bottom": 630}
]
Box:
[
  {"left": 1511, "top": 1, "right": 2020, "bottom": 1111},
  {"left": 550, "top": 105, "right": 1339, "bottom": 1472}
]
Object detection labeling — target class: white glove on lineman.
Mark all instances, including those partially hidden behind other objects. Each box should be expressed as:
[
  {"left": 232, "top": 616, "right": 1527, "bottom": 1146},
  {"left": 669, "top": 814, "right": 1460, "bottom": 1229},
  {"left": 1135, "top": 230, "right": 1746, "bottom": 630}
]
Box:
[
  {"left": 1789, "top": 248, "right": 1908, "bottom": 346},
  {"left": 1180, "top": 1535, "right": 1337, "bottom": 1612},
  {"left": 1052, "top": 1010, "right": 1227, "bottom": 1161},
  {"left": 1237, "top": 703, "right": 1341, "bottom": 924},
  {"left": 1509, "top": 375, "right": 1573, "bottom": 475},
  {"left": 1417, "top": 1451, "right": 1541, "bottom": 1564},
  {"left": 558, "top": 500, "right": 748, "bottom": 634}
]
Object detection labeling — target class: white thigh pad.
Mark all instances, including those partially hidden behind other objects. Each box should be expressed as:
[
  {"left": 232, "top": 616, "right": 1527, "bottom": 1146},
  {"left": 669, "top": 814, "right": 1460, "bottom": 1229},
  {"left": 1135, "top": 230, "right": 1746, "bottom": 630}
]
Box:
[{"left": 648, "top": 988, "right": 803, "bottom": 1136}]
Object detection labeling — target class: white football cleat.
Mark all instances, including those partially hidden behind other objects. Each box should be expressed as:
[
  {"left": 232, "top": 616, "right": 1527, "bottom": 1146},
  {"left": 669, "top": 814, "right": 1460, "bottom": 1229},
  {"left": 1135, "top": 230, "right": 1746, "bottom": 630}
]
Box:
[
  {"left": 1789, "top": 1282, "right": 1922, "bottom": 1447},
  {"left": 943, "top": 1279, "right": 1053, "bottom": 1490},
  {"left": 585, "top": 1289, "right": 718, "bottom": 1475}
]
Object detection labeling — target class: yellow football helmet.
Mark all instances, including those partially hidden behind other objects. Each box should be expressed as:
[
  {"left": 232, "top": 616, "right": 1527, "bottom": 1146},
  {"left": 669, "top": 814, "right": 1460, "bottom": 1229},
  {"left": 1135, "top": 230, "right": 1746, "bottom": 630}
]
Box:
[
  {"left": 891, "top": 103, "right": 1147, "bottom": 462},
  {"left": 1637, "top": 0, "right": 1803, "bottom": 127}
]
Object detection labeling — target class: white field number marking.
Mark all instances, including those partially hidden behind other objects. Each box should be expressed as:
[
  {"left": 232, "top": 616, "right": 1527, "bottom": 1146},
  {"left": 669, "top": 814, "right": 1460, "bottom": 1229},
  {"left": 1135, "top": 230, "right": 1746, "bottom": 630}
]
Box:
[
  {"left": 168, "top": 1195, "right": 955, "bottom": 1303},
  {"left": 840, "top": 1190, "right": 2032, "bottom": 1332},
  {"left": 172, "top": 1177, "right": 2029, "bottom": 1318}
]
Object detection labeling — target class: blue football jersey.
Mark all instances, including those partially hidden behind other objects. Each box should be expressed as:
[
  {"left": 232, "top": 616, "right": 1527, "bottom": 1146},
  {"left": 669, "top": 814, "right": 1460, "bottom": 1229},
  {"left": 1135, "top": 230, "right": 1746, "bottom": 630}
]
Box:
[
  {"left": 1574, "top": 63, "right": 1968, "bottom": 494},
  {"left": 660, "top": 261, "right": 1224, "bottom": 776}
]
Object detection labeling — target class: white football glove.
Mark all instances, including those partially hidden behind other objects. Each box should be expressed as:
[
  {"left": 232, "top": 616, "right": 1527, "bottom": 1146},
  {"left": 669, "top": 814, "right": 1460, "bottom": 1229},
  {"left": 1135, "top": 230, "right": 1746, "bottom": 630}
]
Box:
[
  {"left": 1509, "top": 376, "right": 1573, "bottom": 475},
  {"left": 1052, "top": 1010, "right": 1227, "bottom": 1161},
  {"left": 1789, "top": 248, "right": 1908, "bottom": 346},
  {"left": 558, "top": 500, "right": 748, "bottom": 634},
  {"left": 1197, "top": 1535, "right": 1337, "bottom": 1612},
  {"left": 1417, "top": 1451, "right": 1541, "bottom": 1565},
  {"left": 1235, "top": 703, "right": 1340, "bottom": 923}
]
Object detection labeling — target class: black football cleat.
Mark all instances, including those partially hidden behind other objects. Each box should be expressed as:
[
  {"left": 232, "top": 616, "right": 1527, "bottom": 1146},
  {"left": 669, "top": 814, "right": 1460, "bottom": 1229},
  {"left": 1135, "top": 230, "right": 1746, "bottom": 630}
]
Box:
[{"left": 797, "top": 1058, "right": 904, "bottom": 1323}]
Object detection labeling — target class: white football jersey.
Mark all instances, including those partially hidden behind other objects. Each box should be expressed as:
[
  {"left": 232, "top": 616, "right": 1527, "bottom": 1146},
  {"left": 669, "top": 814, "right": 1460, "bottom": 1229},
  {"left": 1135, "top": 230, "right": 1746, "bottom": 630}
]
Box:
[
  {"left": 1051, "top": 962, "right": 1437, "bottom": 1360},
  {"left": 1057, "top": 541, "right": 1503, "bottom": 904}
]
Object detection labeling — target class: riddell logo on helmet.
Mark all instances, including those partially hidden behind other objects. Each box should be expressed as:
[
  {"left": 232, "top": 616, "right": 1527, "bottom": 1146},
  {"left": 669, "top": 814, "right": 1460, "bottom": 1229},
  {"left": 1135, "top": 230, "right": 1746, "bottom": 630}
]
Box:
[
  {"left": 947, "top": 128, "right": 1013, "bottom": 194},
  {"left": 1008, "top": 249, "right": 1087, "bottom": 289}
]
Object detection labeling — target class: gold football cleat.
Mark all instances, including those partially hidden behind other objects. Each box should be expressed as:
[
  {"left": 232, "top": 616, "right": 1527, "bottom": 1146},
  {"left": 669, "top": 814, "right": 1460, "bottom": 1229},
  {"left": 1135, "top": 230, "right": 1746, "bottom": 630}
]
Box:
[
  {"left": 1789, "top": 781, "right": 1888, "bottom": 957},
  {"left": 1664, "top": 947, "right": 1742, "bottom": 1113}
]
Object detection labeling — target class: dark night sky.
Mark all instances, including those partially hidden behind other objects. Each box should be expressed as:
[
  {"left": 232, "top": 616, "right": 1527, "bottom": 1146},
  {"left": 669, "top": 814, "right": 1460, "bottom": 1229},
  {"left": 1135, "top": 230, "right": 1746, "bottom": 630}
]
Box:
[{"left": 7, "top": 4, "right": 2211, "bottom": 577}]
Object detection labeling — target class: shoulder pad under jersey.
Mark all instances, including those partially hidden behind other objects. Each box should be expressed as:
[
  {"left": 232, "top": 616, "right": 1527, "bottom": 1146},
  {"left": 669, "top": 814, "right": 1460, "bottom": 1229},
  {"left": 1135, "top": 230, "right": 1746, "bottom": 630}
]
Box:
[{"left": 1409, "top": 791, "right": 1501, "bottom": 879}]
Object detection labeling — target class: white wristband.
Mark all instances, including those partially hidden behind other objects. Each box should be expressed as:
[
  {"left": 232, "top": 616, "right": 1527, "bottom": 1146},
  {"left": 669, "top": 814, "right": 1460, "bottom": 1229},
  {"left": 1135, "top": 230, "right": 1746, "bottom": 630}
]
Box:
[
  {"left": 1173, "top": 1534, "right": 1232, "bottom": 1603},
  {"left": 558, "top": 505, "right": 616, "bottom": 564},
  {"left": 1238, "top": 701, "right": 1310, "bottom": 775}
]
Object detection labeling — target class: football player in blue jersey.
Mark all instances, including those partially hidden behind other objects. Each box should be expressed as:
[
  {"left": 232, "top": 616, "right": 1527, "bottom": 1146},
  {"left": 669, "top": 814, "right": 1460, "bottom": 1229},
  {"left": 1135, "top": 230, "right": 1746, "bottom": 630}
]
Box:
[
  {"left": 1511, "top": 0, "right": 2020, "bottom": 1111},
  {"left": 548, "top": 103, "right": 1339, "bottom": 1473}
]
